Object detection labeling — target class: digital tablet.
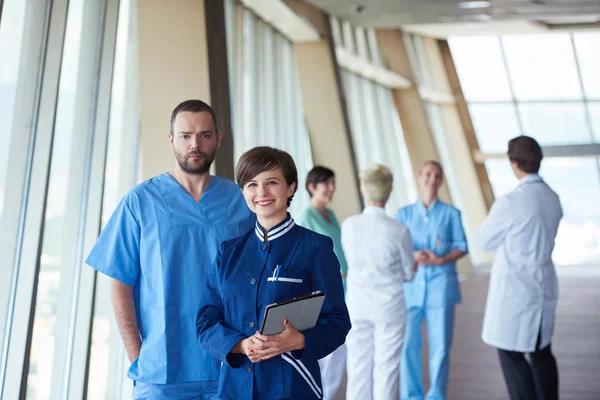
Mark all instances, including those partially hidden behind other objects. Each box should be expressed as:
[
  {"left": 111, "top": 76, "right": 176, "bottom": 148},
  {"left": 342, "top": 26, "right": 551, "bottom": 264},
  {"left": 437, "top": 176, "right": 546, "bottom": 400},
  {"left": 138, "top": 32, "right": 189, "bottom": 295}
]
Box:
[{"left": 259, "top": 291, "right": 326, "bottom": 335}]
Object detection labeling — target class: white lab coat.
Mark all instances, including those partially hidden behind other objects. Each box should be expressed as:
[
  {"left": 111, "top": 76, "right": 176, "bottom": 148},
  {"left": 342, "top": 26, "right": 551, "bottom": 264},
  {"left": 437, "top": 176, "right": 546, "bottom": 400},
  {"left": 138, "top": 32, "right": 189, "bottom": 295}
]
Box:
[
  {"left": 342, "top": 206, "right": 415, "bottom": 399},
  {"left": 478, "top": 174, "right": 562, "bottom": 352}
]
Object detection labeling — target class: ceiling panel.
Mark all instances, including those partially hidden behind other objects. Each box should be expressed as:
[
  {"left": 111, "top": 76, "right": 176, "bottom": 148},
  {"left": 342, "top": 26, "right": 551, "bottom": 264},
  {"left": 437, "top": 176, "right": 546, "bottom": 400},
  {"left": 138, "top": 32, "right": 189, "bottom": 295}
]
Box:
[{"left": 304, "top": 0, "right": 600, "bottom": 28}]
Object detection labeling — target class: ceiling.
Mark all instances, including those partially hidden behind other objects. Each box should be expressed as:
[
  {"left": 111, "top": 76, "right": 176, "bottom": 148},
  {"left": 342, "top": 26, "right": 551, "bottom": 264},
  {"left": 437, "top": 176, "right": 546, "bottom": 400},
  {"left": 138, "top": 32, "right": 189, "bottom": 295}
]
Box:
[{"left": 305, "top": 0, "right": 600, "bottom": 36}]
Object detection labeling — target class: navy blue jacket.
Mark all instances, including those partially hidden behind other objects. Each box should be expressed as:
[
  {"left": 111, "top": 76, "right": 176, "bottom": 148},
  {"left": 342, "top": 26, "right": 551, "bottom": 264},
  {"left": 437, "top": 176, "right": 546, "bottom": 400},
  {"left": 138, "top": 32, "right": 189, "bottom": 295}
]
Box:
[{"left": 196, "top": 215, "right": 351, "bottom": 399}]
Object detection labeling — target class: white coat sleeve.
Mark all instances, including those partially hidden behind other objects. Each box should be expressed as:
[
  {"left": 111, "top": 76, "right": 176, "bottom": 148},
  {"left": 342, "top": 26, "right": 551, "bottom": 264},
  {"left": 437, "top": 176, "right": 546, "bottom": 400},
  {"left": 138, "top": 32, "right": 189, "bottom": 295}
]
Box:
[
  {"left": 399, "top": 228, "right": 416, "bottom": 282},
  {"left": 478, "top": 195, "right": 512, "bottom": 252}
]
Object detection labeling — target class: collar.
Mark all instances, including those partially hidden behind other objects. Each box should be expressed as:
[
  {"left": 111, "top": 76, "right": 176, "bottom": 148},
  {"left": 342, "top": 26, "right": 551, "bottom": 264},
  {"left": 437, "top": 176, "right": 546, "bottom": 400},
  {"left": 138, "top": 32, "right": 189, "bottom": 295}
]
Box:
[
  {"left": 255, "top": 214, "right": 295, "bottom": 242},
  {"left": 363, "top": 206, "right": 386, "bottom": 215},
  {"left": 416, "top": 199, "right": 438, "bottom": 216},
  {"left": 518, "top": 173, "right": 542, "bottom": 186}
]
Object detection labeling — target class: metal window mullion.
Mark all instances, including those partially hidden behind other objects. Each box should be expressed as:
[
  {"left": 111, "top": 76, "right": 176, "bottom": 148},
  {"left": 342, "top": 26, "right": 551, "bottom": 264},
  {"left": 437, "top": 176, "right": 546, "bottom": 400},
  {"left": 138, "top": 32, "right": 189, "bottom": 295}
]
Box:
[
  {"left": 0, "top": 0, "right": 48, "bottom": 354},
  {"left": 498, "top": 36, "right": 525, "bottom": 135},
  {"left": 570, "top": 33, "right": 596, "bottom": 143},
  {"left": 0, "top": 0, "right": 71, "bottom": 398},
  {"left": 65, "top": 0, "right": 120, "bottom": 398}
]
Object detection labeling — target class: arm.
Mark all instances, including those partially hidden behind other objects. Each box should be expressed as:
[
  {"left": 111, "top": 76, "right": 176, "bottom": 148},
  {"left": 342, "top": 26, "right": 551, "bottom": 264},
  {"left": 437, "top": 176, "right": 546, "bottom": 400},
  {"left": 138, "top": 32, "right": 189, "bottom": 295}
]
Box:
[
  {"left": 86, "top": 197, "right": 142, "bottom": 362},
  {"left": 111, "top": 279, "right": 142, "bottom": 362},
  {"left": 478, "top": 196, "right": 511, "bottom": 252},
  {"left": 251, "top": 237, "right": 350, "bottom": 362},
  {"left": 196, "top": 246, "right": 249, "bottom": 368},
  {"left": 399, "top": 229, "right": 417, "bottom": 281}
]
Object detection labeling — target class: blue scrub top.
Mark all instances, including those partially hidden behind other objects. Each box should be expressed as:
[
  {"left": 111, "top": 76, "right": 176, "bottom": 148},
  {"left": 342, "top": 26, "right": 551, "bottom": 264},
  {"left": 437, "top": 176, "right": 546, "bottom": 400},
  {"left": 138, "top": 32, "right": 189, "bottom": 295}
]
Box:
[
  {"left": 85, "top": 173, "right": 255, "bottom": 384},
  {"left": 395, "top": 200, "right": 468, "bottom": 308},
  {"left": 196, "top": 215, "right": 351, "bottom": 399}
]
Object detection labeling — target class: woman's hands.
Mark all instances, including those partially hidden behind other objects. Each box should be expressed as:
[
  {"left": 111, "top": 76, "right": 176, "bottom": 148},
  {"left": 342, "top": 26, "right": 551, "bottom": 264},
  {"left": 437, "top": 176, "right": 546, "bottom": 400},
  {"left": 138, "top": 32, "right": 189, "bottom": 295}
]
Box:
[
  {"left": 414, "top": 250, "right": 443, "bottom": 266},
  {"left": 234, "top": 319, "right": 305, "bottom": 363}
]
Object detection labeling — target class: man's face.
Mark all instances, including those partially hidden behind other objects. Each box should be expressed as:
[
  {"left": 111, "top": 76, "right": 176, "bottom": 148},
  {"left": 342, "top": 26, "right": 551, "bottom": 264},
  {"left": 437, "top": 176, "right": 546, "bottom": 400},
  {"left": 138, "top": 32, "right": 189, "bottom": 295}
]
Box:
[{"left": 169, "top": 111, "right": 222, "bottom": 175}]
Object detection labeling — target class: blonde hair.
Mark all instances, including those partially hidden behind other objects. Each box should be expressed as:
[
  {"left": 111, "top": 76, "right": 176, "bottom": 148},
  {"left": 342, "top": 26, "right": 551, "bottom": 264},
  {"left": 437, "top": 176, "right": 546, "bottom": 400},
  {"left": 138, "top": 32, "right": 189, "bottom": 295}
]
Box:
[{"left": 360, "top": 164, "right": 393, "bottom": 204}]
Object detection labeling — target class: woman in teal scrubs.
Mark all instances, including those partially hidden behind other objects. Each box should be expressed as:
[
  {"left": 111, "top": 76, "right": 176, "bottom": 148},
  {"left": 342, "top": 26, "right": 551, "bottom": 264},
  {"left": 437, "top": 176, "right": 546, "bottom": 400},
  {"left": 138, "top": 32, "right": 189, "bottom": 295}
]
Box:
[{"left": 297, "top": 166, "right": 348, "bottom": 400}]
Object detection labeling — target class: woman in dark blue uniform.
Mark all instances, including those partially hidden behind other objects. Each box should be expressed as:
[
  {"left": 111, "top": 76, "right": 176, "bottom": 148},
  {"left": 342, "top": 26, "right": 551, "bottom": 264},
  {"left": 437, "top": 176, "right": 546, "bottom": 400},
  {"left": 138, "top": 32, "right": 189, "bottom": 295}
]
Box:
[{"left": 196, "top": 146, "right": 351, "bottom": 399}]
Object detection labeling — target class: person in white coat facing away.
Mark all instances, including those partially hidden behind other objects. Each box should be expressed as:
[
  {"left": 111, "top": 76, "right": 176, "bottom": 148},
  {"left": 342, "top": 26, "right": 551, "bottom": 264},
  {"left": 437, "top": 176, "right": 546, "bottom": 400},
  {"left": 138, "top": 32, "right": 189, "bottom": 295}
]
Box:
[
  {"left": 342, "top": 164, "right": 416, "bottom": 400},
  {"left": 478, "top": 136, "right": 562, "bottom": 400}
]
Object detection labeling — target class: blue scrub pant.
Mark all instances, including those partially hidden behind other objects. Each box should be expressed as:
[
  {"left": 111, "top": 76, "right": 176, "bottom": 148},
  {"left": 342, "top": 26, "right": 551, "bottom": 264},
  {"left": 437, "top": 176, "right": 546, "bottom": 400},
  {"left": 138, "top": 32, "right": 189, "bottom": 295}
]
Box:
[
  {"left": 400, "top": 306, "right": 455, "bottom": 400},
  {"left": 133, "top": 380, "right": 218, "bottom": 399}
]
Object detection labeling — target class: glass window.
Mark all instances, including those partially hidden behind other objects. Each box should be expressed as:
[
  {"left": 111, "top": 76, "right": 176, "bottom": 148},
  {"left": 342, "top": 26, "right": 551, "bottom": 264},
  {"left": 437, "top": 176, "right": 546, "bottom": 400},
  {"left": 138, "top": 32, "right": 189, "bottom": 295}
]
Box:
[
  {"left": 227, "top": 4, "right": 313, "bottom": 217},
  {"left": 540, "top": 158, "right": 600, "bottom": 265},
  {"left": 0, "top": 1, "right": 27, "bottom": 215},
  {"left": 0, "top": 0, "right": 39, "bottom": 353},
  {"left": 468, "top": 103, "right": 521, "bottom": 153},
  {"left": 354, "top": 26, "right": 370, "bottom": 61},
  {"left": 26, "top": 0, "right": 107, "bottom": 397},
  {"left": 484, "top": 158, "right": 518, "bottom": 198},
  {"left": 366, "top": 28, "right": 383, "bottom": 68},
  {"left": 588, "top": 102, "right": 600, "bottom": 142},
  {"left": 448, "top": 36, "right": 513, "bottom": 101},
  {"left": 573, "top": 32, "right": 600, "bottom": 100},
  {"left": 343, "top": 69, "right": 416, "bottom": 214},
  {"left": 329, "top": 16, "right": 343, "bottom": 48},
  {"left": 502, "top": 34, "right": 582, "bottom": 101},
  {"left": 86, "top": 0, "right": 139, "bottom": 397},
  {"left": 518, "top": 102, "right": 593, "bottom": 145},
  {"left": 484, "top": 158, "right": 600, "bottom": 265}
]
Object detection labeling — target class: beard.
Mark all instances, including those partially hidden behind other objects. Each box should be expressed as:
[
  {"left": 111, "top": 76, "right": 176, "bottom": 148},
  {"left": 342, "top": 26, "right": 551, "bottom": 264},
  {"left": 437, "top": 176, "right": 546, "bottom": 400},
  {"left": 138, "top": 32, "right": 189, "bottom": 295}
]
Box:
[{"left": 174, "top": 149, "right": 215, "bottom": 174}]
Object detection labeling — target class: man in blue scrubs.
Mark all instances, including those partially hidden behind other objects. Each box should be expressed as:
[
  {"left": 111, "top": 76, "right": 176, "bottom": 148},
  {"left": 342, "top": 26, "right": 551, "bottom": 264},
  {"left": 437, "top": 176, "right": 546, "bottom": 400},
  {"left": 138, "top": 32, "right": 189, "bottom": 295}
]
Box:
[
  {"left": 396, "top": 161, "right": 468, "bottom": 400},
  {"left": 86, "top": 100, "right": 254, "bottom": 399}
]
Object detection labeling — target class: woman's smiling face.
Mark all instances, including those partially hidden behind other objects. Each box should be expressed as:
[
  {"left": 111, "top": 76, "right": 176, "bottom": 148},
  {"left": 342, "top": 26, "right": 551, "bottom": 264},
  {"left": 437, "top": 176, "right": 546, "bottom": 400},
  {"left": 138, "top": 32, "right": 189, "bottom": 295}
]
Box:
[{"left": 242, "top": 167, "right": 295, "bottom": 225}]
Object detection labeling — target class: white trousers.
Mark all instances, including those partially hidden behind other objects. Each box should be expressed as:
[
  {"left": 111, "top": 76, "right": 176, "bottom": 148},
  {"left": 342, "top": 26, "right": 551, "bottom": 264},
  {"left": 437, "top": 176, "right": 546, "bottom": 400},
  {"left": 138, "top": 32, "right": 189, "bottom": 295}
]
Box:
[
  {"left": 346, "top": 319, "right": 405, "bottom": 400},
  {"left": 318, "top": 343, "right": 347, "bottom": 400}
]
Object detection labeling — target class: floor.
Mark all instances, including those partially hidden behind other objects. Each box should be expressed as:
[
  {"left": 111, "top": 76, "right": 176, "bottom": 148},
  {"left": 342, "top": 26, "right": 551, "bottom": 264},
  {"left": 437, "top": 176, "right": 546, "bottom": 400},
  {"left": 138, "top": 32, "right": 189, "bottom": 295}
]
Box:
[
  {"left": 337, "top": 269, "right": 600, "bottom": 399},
  {"left": 445, "top": 271, "right": 600, "bottom": 400}
]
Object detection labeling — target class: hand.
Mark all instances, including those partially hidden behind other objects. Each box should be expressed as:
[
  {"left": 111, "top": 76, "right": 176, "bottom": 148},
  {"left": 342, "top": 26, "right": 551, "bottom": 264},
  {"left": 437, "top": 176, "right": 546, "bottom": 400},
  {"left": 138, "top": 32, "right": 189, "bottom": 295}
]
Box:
[
  {"left": 420, "top": 249, "right": 443, "bottom": 266},
  {"left": 232, "top": 338, "right": 256, "bottom": 360},
  {"left": 247, "top": 319, "right": 305, "bottom": 363},
  {"left": 127, "top": 348, "right": 140, "bottom": 363},
  {"left": 414, "top": 251, "right": 427, "bottom": 264}
]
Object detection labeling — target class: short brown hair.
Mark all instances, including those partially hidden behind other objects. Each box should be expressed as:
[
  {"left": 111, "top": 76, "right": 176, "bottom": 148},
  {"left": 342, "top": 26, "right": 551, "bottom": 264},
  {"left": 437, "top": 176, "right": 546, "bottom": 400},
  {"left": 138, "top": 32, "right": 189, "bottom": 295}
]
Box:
[
  {"left": 508, "top": 135, "right": 542, "bottom": 173},
  {"left": 170, "top": 99, "right": 218, "bottom": 133},
  {"left": 236, "top": 147, "right": 298, "bottom": 207}
]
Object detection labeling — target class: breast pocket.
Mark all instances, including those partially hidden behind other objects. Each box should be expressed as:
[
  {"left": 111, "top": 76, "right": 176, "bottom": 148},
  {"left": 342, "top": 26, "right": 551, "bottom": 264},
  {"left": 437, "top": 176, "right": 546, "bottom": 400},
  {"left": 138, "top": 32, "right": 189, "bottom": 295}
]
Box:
[
  {"left": 265, "top": 265, "right": 309, "bottom": 302},
  {"left": 435, "top": 235, "right": 453, "bottom": 256}
]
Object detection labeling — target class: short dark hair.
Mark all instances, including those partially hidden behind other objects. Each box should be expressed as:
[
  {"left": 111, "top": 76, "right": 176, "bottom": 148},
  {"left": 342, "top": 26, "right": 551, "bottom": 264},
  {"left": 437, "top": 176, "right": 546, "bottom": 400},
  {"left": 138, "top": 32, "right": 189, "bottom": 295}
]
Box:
[
  {"left": 236, "top": 147, "right": 298, "bottom": 207},
  {"left": 305, "top": 166, "right": 335, "bottom": 197},
  {"left": 170, "top": 99, "right": 218, "bottom": 133},
  {"left": 507, "top": 135, "right": 542, "bottom": 173}
]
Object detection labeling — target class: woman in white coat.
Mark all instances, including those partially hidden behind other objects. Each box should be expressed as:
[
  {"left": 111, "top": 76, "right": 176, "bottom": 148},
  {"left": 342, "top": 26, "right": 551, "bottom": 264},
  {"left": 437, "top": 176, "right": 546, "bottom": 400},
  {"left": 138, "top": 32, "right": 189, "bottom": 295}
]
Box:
[
  {"left": 478, "top": 136, "right": 562, "bottom": 400},
  {"left": 341, "top": 164, "right": 416, "bottom": 400}
]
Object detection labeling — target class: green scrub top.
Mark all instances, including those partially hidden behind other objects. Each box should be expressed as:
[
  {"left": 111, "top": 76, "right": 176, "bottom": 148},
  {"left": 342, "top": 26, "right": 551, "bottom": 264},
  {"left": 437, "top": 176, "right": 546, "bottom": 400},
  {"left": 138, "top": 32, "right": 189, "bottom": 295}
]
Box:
[{"left": 297, "top": 206, "right": 348, "bottom": 293}]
